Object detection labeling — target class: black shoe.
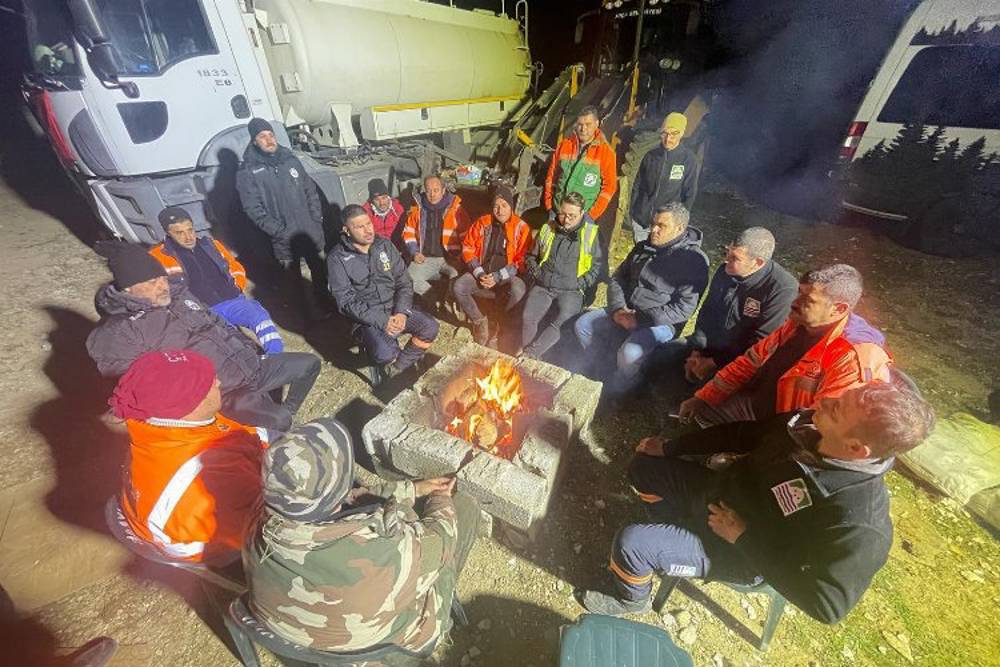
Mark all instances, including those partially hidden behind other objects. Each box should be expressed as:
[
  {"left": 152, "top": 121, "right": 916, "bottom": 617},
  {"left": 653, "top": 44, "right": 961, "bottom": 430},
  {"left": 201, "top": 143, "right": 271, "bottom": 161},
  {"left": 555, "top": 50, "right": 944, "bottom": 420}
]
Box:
[
  {"left": 576, "top": 588, "right": 652, "bottom": 616},
  {"left": 472, "top": 317, "right": 490, "bottom": 345},
  {"left": 68, "top": 637, "right": 118, "bottom": 667}
]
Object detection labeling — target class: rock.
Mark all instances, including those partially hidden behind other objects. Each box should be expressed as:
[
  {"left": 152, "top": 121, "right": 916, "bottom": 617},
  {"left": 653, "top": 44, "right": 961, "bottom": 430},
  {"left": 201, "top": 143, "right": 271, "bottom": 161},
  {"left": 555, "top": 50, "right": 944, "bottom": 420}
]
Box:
[
  {"left": 461, "top": 655, "right": 471, "bottom": 666},
  {"left": 660, "top": 613, "right": 678, "bottom": 629},
  {"left": 40, "top": 341, "right": 51, "bottom": 352},
  {"left": 594, "top": 499, "right": 606, "bottom": 510},
  {"left": 711, "top": 653, "right": 725, "bottom": 667},
  {"left": 877, "top": 645, "right": 889, "bottom": 655},
  {"left": 678, "top": 626, "right": 698, "bottom": 645},
  {"left": 468, "top": 647, "right": 482, "bottom": 658},
  {"left": 675, "top": 610, "right": 692, "bottom": 628},
  {"left": 573, "top": 543, "right": 583, "bottom": 554},
  {"left": 882, "top": 630, "right": 914, "bottom": 663},
  {"left": 477, "top": 618, "right": 492, "bottom": 631},
  {"left": 740, "top": 598, "right": 758, "bottom": 620},
  {"left": 556, "top": 580, "right": 565, "bottom": 592},
  {"left": 841, "top": 646, "right": 855, "bottom": 660}
]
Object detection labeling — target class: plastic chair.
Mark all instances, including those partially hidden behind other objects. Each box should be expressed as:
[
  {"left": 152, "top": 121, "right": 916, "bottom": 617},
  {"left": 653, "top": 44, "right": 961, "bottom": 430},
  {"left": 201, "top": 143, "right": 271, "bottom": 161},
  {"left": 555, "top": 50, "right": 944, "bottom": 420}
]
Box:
[
  {"left": 103, "top": 496, "right": 245, "bottom": 593},
  {"left": 652, "top": 576, "right": 786, "bottom": 651},
  {"left": 224, "top": 594, "right": 430, "bottom": 667},
  {"left": 559, "top": 613, "right": 693, "bottom": 667}
]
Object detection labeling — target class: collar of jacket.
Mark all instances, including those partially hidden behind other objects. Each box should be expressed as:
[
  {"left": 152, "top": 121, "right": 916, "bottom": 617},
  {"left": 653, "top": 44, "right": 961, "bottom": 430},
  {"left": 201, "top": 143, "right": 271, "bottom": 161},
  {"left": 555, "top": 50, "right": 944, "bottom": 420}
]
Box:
[
  {"left": 164, "top": 236, "right": 209, "bottom": 258},
  {"left": 568, "top": 128, "right": 608, "bottom": 153},
  {"left": 337, "top": 234, "right": 383, "bottom": 256},
  {"left": 146, "top": 416, "right": 216, "bottom": 428},
  {"left": 736, "top": 260, "right": 774, "bottom": 290},
  {"left": 96, "top": 279, "right": 187, "bottom": 316},
  {"left": 420, "top": 191, "right": 455, "bottom": 212},
  {"left": 786, "top": 411, "right": 894, "bottom": 486}
]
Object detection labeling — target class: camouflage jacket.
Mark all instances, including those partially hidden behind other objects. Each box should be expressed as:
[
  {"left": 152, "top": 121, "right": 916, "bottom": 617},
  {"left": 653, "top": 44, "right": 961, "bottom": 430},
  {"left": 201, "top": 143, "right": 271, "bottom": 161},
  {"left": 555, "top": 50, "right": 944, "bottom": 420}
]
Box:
[{"left": 244, "top": 479, "right": 458, "bottom": 653}]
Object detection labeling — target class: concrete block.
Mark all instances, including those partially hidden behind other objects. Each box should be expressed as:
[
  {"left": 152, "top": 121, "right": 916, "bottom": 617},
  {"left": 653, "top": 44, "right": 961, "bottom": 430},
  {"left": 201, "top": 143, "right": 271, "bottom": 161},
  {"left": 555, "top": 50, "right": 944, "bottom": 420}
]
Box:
[
  {"left": 389, "top": 425, "right": 473, "bottom": 479},
  {"left": 414, "top": 354, "right": 469, "bottom": 397},
  {"left": 514, "top": 355, "right": 572, "bottom": 393},
  {"left": 457, "top": 453, "right": 547, "bottom": 531},
  {"left": 553, "top": 373, "right": 602, "bottom": 436},
  {"left": 478, "top": 508, "right": 494, "bottom": 538},
  {"left": 515, "top": 409, "right": 572, "bottom": 484},
  {"left": 361, "top": 411, "right": 410, "bottom": 464}
]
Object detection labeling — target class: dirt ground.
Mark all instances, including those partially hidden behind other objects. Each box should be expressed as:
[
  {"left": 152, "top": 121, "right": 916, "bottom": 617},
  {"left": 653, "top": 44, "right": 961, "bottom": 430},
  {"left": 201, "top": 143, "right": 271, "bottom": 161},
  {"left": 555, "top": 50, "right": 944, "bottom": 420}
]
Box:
[{"left": 0, "top": 138, "right": 998, "bottom": 667}]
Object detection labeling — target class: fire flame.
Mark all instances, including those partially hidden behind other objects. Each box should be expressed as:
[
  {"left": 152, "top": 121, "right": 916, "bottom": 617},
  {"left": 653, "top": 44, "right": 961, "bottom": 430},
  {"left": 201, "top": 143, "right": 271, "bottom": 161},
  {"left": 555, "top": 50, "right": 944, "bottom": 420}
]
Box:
[
  {"left": 445, "top": 359, "right": 524, "bottom": 456},
  {"left": 476, "top": 359, "right": 523, "bottom": 420}
]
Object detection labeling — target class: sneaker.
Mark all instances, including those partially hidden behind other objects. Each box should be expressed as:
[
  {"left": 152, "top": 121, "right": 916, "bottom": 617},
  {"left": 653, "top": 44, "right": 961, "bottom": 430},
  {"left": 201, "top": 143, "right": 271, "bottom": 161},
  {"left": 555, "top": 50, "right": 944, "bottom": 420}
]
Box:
[
  {"left": 471, "top": 317, "right": 490, "bottom": 345},
  {"left": 576, "top": 588, "right": 652, "bottom": 616}
]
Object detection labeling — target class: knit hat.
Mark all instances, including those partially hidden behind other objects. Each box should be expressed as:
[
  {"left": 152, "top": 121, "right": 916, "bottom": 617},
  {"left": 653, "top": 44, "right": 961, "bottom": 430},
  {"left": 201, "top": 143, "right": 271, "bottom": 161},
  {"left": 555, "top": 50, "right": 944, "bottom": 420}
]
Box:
[
  {"left": 110, "top": 349, "right": 216, "bottom": 421},
  {"left": 663, "top": 112, "right": 688, "bottom": 136},
  {"left": 367, "top": 178, "right": 389, "bottom": 199},
  {"left": 158, "top": 206, "right": 192, "bottom": 231},
  {"left": 247, "top": 117, "right": 273, "bottom": 140},
  {"left": 263, "top": 418, "right": 354, "bottom": 522},
  {"left": 95, "top": 240, "right": 167, "bottom": 290},
  {"left": 493, "top": 183, "right": 515, "bottom": 209}
]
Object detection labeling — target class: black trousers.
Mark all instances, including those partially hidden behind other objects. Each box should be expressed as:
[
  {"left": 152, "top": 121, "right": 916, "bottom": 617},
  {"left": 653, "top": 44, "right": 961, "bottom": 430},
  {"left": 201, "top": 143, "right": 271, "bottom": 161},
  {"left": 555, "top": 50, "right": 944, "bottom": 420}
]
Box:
[
  {"left": 221, "top": 352, "right": 321, "bottom": 433},
  {"left": 520, "top": 285, "right": 584, "bottom": 357}
]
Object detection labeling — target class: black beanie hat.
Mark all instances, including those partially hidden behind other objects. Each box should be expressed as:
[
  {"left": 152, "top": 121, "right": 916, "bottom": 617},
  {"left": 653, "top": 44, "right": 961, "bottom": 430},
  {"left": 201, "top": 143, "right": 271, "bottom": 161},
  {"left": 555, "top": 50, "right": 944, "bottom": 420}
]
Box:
[
  {"left": 493, "top": 183, "right": 515, "bottom": 209},
  {"left": 367, "top": 178, "right": 389, "bottom": 199},
  {"left": 158, "top": 206, "right": 192, "bottom": 231},
  {"left": 248, "top": 117, "right": 273, "bottom": 139},
  {"left": 95, "top": 241, "right": 167, "bottom": 290}
]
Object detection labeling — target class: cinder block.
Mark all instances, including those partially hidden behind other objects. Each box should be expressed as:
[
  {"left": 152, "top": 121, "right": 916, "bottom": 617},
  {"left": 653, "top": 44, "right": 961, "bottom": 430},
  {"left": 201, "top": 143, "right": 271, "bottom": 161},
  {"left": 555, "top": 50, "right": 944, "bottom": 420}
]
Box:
[
  {"left": 514, "top": 355, "right": 572, "bottom": 393},
  {"left": 413, "top": 354, "right": 469, "bottom": 398},
  {"left": 389, "top": 425, "right": 473, "bottom": 479},
  {"left": 515, "top": 409, "right": 572, "bottom": 484},
  {"left": 362, "top": 412, "right": 409, "bottom": 464},
  {"left": 457, "top": 453, "right": 547, "bottom": 531},
  {"left": 552, "top": 374, "right": 602, "bottom": 436}
]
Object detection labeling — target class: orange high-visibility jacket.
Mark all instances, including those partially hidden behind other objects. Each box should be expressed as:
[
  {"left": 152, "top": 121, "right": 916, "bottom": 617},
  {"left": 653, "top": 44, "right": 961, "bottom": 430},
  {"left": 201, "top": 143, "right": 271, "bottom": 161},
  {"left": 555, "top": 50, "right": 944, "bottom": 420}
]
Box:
[
  {"left": 461, "top": 213, "right": 532, "bottom": 278},
  {"left": 149, "top": 238, "right": 248, "bottom": 291},
  {"left": 695, "top": 314, "right": 892, "bottom": 413},
  {"left": 402, "top": 193, "right": 470, "bottom": 257},
  {"left": 544, "top": 129, "right": 618, "bottom": 219},
  {"left": 121, "top": 414, "right": 265, "bottom": 562}
]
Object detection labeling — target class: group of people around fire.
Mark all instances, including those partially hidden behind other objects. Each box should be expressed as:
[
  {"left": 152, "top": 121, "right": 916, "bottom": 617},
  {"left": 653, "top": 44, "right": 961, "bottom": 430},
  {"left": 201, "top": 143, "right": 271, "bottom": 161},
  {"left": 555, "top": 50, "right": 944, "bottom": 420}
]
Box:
[{"left": 80, "top": 106, "right": 937, "bottom": 661}]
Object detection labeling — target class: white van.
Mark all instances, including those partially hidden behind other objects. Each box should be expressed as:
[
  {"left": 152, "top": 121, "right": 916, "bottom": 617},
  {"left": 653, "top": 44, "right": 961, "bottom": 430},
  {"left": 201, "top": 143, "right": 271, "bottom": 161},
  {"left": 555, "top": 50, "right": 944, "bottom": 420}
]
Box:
[{"left": 841, "top": 0, "right": 1000, "bottom": 254}]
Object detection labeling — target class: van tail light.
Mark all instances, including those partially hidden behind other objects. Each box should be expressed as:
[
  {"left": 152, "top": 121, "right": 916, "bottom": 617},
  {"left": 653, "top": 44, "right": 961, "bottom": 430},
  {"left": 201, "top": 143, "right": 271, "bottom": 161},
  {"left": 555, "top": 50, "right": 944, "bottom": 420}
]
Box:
[
  {"left": 28, "top": 89, "right": 76, "bottom": 168},
  {"left": 840, "top": 121, "right": 868, "bottom": 160}
]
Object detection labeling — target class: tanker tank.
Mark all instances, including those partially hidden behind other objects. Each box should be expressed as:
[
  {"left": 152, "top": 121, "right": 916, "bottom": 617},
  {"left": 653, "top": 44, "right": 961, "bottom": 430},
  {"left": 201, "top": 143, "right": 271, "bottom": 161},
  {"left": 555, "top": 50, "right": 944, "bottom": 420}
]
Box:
[{"left": 254, "top": 0, "right": 532, "bottom": 140}]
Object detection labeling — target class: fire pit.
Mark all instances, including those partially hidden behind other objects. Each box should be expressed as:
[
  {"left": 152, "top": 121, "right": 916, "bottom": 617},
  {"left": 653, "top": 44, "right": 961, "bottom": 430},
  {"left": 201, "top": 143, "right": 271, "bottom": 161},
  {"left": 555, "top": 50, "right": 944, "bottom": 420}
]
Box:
[{"left": 362, "top": 343, "right": 602, "bottom": 537}]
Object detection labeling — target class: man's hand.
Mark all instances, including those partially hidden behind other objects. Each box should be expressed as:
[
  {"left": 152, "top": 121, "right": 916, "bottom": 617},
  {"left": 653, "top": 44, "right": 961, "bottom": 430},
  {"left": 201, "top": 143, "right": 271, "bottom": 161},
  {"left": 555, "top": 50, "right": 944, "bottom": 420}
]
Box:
[
  {"left": 677, "top": 396, "right": 707, "bottom": 423},
  {"left": 479, "top": 273, "right": 497, "bottom": 289},
  {"left": 386, "top": 313, "right": 407, "bottom": 336},
  {"left": 707, "top": 502, "right": 747, "bottom": 544},
  {"left": 414, "top": 477, "right": 456, "bottom": 498},
  {"left": 636, "top": 436, "right": 667, "bottom": 457},
  {"left": 413, "top": 252, "right": 426, "bottom": 264},
  {"left": 612, "top": 308, "right": 638, "bottom": 331},
  {"left": 688, "top": 355, "right": 717, "bottom": 382}
]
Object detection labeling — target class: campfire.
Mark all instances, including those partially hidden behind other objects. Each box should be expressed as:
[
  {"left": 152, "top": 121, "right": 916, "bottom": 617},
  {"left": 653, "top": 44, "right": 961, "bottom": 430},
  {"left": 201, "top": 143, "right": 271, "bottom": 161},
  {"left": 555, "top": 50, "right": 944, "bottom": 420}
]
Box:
[{"left": 445, "top": 359, "right": 524, "bottom": 458}]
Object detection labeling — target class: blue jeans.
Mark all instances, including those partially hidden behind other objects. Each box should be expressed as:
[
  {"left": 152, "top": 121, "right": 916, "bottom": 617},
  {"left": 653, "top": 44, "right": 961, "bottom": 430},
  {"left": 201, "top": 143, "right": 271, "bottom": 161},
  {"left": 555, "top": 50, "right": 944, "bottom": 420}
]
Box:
[
  {"left": 212, "top": 296, "right": 284, "bottom": 354},
  {"left": 358, "top": 308, "right": 439, "bottom": 370},
  {"left": 574, "top": 309, "right": 675, "bottom": 386}
]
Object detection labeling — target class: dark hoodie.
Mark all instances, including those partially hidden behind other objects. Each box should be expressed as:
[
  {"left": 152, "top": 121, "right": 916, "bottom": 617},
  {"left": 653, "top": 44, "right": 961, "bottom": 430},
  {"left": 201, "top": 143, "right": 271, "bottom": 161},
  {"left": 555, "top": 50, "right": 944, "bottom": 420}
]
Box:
[
  {"left": 236, "top": 142, "right": 324, "bottom": 261},
  {"left": 85, "top": 280, "right": 261, "bottom": 391},
  {"left": 607, "top": 226, "right": 710, "bottom": 330}
]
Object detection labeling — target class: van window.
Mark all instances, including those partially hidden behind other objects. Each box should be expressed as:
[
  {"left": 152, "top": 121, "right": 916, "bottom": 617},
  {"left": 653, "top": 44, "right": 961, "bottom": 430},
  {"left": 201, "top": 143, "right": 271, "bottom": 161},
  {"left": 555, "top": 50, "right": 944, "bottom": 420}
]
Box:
[
  {"left": 878, "top": 46, "right": 1000, "bottom": 130},
  {"left": 96, "top": 0, "right": 217, "bottom": 76}
]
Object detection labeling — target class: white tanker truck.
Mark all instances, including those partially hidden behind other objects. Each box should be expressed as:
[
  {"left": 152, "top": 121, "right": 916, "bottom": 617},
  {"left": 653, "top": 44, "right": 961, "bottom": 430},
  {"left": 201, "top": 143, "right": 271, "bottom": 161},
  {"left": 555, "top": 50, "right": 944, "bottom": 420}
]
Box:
[{"left": 21, "top": 0, "right": 541, "bottom": 244}]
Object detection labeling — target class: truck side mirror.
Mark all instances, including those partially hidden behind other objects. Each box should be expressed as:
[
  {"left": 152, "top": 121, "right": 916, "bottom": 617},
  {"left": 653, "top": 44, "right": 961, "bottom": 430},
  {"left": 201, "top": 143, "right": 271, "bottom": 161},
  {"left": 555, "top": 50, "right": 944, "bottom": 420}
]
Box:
[{"left": 67, "top": 0, "right": 139, "bottom": 98}]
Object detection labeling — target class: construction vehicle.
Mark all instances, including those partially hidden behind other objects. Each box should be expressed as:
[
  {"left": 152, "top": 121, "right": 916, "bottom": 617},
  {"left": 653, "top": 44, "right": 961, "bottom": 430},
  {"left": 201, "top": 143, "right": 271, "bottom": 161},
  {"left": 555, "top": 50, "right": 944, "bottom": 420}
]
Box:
[{"left": 20, "top": 0, "right": 570, "bottom": 244}]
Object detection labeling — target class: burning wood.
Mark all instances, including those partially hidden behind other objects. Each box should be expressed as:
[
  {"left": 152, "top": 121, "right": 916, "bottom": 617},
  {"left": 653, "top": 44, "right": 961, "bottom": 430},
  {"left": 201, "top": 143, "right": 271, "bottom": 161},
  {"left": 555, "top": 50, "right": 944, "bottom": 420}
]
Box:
[{"left": 445, "top": 359, "right": 524, "bottom": 457}]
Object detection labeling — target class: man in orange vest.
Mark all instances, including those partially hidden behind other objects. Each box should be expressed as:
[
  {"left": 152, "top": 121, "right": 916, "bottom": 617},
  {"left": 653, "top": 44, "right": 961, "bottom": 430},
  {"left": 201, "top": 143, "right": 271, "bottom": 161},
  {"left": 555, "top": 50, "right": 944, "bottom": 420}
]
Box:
[
  {"left": 109, "top": 349, "right": 265, "bottom": 563},
  {"left": 544, "top": 105, "right": 618, "bottom": 223},
  {"left": 402, "top": 174, "right": 471, "bottom": 298},
  {"left": 150, "top": 206, "right": 284, "bottom": 353},
  {"left": 456, "top": 185, "right": 531, "bottom": 345}
]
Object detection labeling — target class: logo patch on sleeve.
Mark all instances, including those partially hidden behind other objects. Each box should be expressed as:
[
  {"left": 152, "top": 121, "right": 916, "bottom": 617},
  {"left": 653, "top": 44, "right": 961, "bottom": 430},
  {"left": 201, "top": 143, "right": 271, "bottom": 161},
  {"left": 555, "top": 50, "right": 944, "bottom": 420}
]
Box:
[
  {"left": 771, "top": 478, "right": 813, "bottom": 516},
  {"left": 742, "top": 297, "right": 761, "bottom": 317},
  {"left": 669, "top": 164, "right": 685, "bottom": 180}
]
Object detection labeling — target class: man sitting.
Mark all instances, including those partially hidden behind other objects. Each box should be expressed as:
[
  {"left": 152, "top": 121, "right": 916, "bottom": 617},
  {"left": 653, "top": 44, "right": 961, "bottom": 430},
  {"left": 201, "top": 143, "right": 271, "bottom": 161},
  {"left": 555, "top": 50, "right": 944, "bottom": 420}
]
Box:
[
  {"left": 662, "top": 227, "right": 796, "bottom": 386},
  {"left": 402, "top": 174, "right": 470, "bottom": 299},
  {"left": 363, "top": 178, "right": 405, "bottom": 250},
  {"left": 679, "top": 264, "right": 891, "bottom": 427},
  {"left": 244, "top": 417, "right": 480, "bottom": 655},
  {"left": 574, "top": 203, "right": 709, "bottom": 391},
  {"left": 520, "top": 191, "right": 604, "bottom": 359},
  {"left": 579, "top": 381, "right": 935, "bottom": 624},
  {"left": 110, "top": 349, "right": 264, "bottom": 563},
  {"left": 149, "top": 206, "right": 284, "bottom": 354},
  {"left": 87, "top": 242, "right": 320, "bottom": 432},
  {"left": 328, "top": 205, "right": 439, "bottom": 380},
  {"left": 455, "top": 185, "right": 531, "bottom": 345}
]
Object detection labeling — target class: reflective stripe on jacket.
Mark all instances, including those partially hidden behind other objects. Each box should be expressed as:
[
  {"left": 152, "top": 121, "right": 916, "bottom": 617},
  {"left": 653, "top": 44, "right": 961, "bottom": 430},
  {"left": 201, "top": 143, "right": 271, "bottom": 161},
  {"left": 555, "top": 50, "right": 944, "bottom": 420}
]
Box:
[
  {"left": 544, "top": 129, "right": 618, "bottom": 219},
  {"left": 537, "top": 220, "right": 599, "bottom": 277},
  {"left": 149, "top": 238, "right": 248, "bottom": 291},
  {"left": 121, "top": 414, "right": 265, "bottom": 562},
  {"left": 461, "top": 213, "right": 532, "bottom": 280},
  {"left": 695, "top": 314, "right": 893, "bottom": 412},
  {"left": 402, "top": 193, "right": 470, "bottom": 257}
]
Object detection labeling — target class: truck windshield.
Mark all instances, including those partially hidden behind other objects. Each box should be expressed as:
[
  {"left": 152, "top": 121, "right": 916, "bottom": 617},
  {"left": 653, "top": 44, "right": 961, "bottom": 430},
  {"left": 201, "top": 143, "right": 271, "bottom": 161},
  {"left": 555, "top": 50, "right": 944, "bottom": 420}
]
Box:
[
  {"left": 24, "top": 0, "right": 81, "bottom": 77},
  {"left": 96, "top": 0, "right": 217, "bottom": 75},
  {"left": 878, "top": 46, "right": 1000, "bottom": 130}
]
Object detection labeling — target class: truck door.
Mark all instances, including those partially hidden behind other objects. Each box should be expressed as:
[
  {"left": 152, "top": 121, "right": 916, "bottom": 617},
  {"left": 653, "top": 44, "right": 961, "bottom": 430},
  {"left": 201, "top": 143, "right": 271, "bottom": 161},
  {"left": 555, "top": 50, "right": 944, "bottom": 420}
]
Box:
[{"left": 79, "top": 0, "right": 254, "bottom": 176}]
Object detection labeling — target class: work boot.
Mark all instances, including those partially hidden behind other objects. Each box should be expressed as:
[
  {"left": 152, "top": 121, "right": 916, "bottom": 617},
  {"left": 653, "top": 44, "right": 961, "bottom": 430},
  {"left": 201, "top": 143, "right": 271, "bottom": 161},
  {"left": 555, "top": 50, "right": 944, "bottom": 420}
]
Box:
[
  {"left": 471, "top": 317, "right": 490, "bottom": 345},
  {"left": 576, "top": 588, "right": 652, "bottom": 616}
]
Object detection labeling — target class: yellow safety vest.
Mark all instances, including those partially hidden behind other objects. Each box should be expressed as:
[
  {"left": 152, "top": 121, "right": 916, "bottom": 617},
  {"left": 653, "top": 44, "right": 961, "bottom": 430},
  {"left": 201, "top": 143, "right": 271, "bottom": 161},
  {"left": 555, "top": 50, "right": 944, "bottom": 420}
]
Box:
[{"left": 538, "top": 221, "right": 598, "bottom": 277}]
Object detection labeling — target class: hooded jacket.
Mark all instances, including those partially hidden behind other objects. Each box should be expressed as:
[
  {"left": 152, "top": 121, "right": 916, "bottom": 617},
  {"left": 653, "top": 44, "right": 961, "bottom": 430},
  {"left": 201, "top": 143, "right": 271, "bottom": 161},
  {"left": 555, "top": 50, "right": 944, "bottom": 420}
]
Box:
[
  {"left": 402, "top": 192, "right": 470, "bottom": 259},
  {"left": 363, "top": 198, "right": 405, "bottom": 248},
  {"left": 236, "top": 143, "right": 324, "bottom": 260},
  {"left": 691, "top": 260, "right": 798, "bottom": 366},
  {"left": 244, "top": 479, "right": 457, "bottom": 653},
  {"left": 655, "top": 412, "right": 895, "bottom": 624},
  {"left": 544, "top": 128, "right": 618, "bottom": 219},
  {"left": 86, "top": 280, "right": 262, "bottom": 392},
  {"left": 629, "top": 142, "right": 701, "bottom": 226},
  {"left": 525, "top": 217, "right": 605, "bottom": 292},
  {"left": 606, "top": 227, "right": 710, "bottom": 330},
  {"left": 697, "top": 314, "right": 892, "bottom": 412},
  {"left": 461, "top": 213, "right": 532, "bottom": 283},
  {"left": 327, "top": 234, "right": 413, "bottom": 329}
]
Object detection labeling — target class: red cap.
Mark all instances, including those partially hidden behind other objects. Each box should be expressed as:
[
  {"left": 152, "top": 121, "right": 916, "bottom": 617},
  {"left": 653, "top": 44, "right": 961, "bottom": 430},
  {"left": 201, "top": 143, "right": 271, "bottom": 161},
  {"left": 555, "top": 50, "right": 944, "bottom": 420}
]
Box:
[{"left": 110, "top": 350, "right": 216, "bottom": 421}]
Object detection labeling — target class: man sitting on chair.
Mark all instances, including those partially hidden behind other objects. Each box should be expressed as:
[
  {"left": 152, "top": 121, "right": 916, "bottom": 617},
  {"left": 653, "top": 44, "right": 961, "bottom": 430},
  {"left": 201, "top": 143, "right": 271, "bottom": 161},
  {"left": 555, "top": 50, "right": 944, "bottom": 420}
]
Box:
[
  {"left": 578, "top": 381, "right": 935, "bottom": 624},
  {"left": 110, "top": 349, "right": 264, "bottom": 563}
]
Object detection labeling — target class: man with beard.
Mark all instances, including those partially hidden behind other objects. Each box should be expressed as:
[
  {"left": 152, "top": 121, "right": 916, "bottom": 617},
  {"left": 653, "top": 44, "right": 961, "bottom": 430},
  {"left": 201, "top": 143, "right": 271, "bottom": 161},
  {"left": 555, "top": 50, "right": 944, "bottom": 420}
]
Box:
[{"left": 402, "top": 174, "right": 471, "bottom": 300}]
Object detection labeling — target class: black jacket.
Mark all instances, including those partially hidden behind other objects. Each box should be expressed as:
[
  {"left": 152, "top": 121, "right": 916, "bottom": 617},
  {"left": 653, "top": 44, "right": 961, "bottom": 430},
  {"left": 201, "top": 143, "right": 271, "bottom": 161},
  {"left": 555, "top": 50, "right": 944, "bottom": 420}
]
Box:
[
  {"left": 629, "top": 143, "right": 701, "bottom": 227},
  {"left": 85, "top": 280, "right": 261, "bottom": 392},
  {"left": 327, "top": 235, "right": 413, "bottom": 329},
  {"left": 524, "top": 218, "right": 605, "bottom": 293},
  {"left": 236, "top": 143, "right": 324, "bottom": 261},
  {"left": 666, "top": 412, "right": 894, "bottom": 625},
  {"left": 691, "top": 260, "right": 798, "bottom": 366},
  {"left": 606, "top": 227, "right": 709, "bottom": 330}
]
